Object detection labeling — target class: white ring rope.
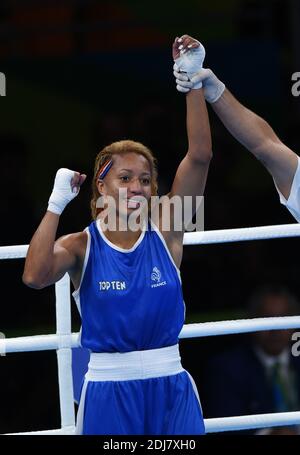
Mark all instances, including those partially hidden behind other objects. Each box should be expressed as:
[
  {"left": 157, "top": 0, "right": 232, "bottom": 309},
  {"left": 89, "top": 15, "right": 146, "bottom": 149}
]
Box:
[
  {"left": 204, "top": 411, "right": 300, "bottom": 433},
  {"left": 1, "top": 316, "right": 300, "bottom": 355},
  {"left": 184, "top": 223, "right": 300, "bottom": 245},
  {"left": 180, "top": 316, "right": 300, "bottom": 338},
  {"left": 1, "top": 223, "right": 300, "bottom": 260},
  {"left": 6, "top": 410, "right": 300, "bottom": 434},
  {"left": 0, "top": 245, "right": 28, "bottom": 259},
  {"left": 0, "top": 333, "right": 78, "bottom": 355},
  {"left": 6, "top": 426, "right": 76, "bottom": 435},
  {"left": 2, "top": 222, "right": 300, "bottom": 435}
]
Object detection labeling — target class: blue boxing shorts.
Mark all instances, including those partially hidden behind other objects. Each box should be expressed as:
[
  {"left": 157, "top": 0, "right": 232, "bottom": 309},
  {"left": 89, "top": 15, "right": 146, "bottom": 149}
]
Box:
[{"left": 75, "top": 344, "right": 205, "bottom": 435}]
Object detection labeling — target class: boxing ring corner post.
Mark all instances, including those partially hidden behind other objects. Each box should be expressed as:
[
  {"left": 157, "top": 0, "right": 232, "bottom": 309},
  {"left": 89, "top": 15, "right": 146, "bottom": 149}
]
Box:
[
  {"left": 0, "top": 241, "right": 77, "bottom": 435},
  {"left": 55, "top": 273, "right": 76, "bottom": 431}
]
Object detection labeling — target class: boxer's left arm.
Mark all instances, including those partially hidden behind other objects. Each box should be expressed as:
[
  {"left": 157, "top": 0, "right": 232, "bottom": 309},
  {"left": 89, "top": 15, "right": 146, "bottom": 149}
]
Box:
[{"left": 170, "top": 35, "right": 212, "bottom": 202}]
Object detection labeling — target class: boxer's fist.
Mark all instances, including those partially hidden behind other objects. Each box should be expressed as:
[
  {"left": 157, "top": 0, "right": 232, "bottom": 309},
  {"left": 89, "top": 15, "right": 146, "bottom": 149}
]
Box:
[
  {"left": 173, "top": 35, "right": 206, "bottom": 89},
  {"left": 47, "top": 168, "right": 86, "bottom": 215}
]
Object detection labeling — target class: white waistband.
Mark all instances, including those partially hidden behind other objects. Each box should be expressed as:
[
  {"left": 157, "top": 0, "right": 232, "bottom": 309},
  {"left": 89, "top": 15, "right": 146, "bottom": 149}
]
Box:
[{"left": 85, "top": 344, "right": 184, "bottom": 381}]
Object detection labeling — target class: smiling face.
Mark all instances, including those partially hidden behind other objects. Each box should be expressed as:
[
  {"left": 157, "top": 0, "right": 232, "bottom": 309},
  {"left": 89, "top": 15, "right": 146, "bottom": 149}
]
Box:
[
  {"left": 97, "top": 152, "right": 152, "bottom": 219},
  {"left": 91, "top": 140, "right": 158, "bottom": 221}
]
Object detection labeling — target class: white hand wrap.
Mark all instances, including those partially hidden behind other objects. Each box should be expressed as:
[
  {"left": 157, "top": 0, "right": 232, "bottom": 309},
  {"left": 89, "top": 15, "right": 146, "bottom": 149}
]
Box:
[
  {"left": 173, "top": 66, "right": 225, "bottom": 103},
  {"left": 173, "top": 63, "right": 193, "bottom": 93},
  {"left": 175, "top": 41, "right": 206, "bottom": 89},
  {"left": 191, "top": 68, "right": 225, "bottom": 103},
  {"left": 47, "top": 168, "right": 78, "bottom": 215}
]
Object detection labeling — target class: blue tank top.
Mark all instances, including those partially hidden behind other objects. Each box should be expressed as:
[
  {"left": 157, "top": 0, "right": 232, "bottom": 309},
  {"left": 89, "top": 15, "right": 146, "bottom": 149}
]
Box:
[{"left": 72, "top": 219, "right": 185, "bottom": 353}]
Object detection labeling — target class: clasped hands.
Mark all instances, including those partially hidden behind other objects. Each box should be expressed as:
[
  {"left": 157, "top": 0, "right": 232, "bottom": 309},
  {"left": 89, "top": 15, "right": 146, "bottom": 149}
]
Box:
[{"left": 172, "top": 34, "right": 225, "bottom": 103}]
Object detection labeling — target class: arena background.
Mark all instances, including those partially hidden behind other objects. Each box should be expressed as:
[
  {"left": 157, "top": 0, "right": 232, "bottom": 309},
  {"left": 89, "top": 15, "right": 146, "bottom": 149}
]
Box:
[{"left": 0, "top": 0, "right": 300, "bottom": 434}]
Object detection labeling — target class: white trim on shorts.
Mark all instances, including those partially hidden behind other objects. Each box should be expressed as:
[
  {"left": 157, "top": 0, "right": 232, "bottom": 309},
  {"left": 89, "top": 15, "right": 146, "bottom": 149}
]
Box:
[{"left": 86, "top": 343, "right": 183, "bottom": 381}]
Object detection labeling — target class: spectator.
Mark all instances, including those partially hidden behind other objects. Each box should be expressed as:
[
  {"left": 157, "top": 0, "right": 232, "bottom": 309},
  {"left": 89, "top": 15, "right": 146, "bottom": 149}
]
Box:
[{"left": 201, "top": 285, "right": 300, "bottom": 434}]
